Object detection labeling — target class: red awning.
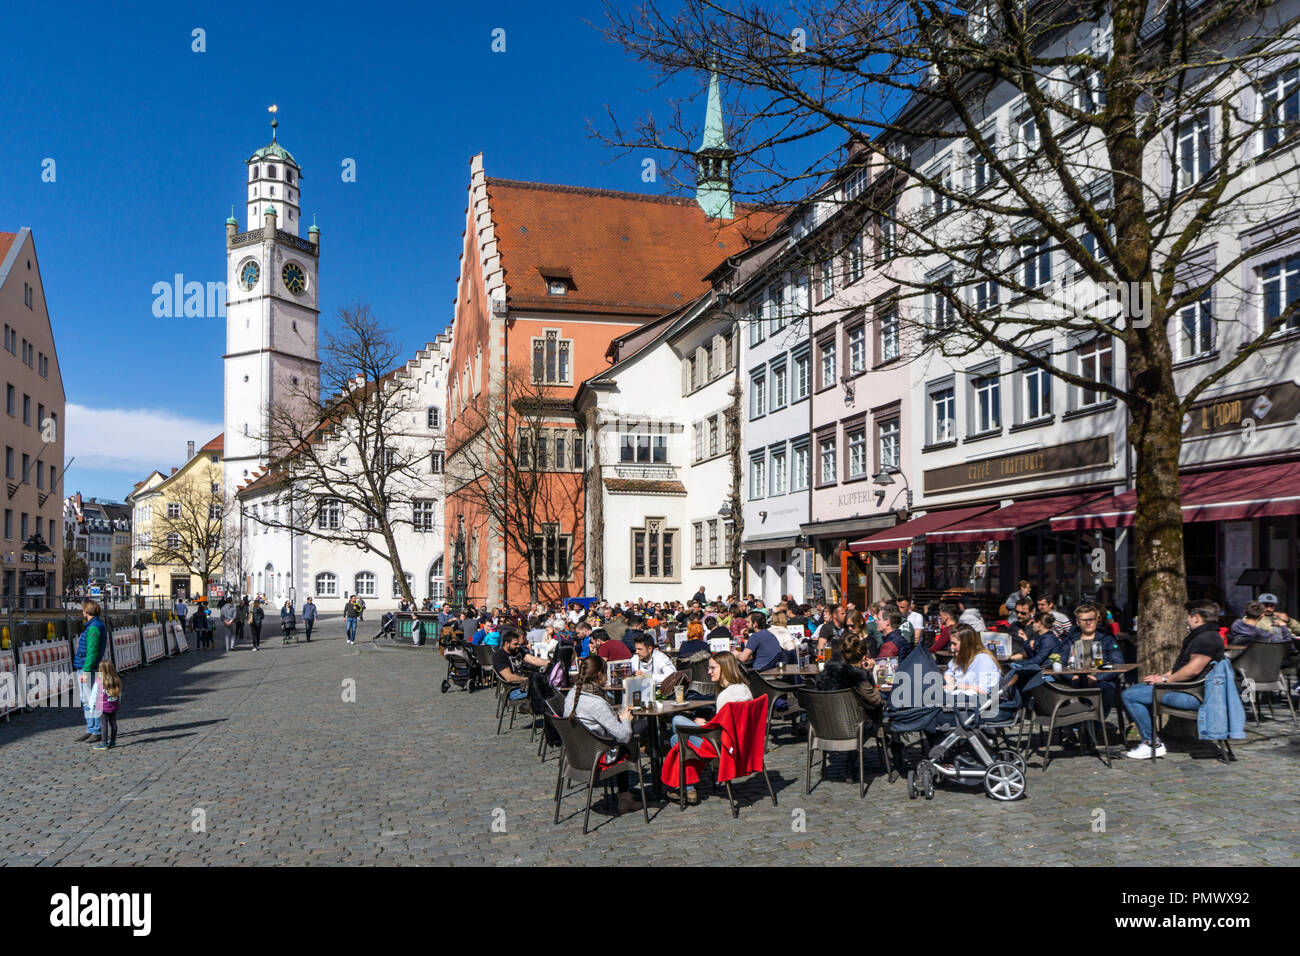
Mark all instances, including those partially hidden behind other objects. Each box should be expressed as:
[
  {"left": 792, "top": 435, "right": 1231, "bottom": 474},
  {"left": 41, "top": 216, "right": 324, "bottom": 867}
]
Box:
[
  {"left": 848, "top": 505, "right": 996, "bottom": 553},
  {"left": 1050, "top": 460, "right": 1300, "bottom": 530},
  {"left": 926, "top": 491, "right": 1114, "bottom": 543}
]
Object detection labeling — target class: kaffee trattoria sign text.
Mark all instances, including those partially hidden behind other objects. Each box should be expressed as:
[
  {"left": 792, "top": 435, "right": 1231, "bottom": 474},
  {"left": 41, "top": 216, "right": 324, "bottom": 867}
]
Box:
[{"left": 923, "top": 436, "right": 1112, "bottom": 494}]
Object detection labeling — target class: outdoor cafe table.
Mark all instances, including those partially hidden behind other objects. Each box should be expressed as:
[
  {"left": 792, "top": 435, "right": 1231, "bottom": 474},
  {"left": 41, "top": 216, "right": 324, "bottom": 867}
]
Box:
[
  {"left": 629, "top": 699, "right": 713, "bottom": 799},
  {"left": 759, "top": 665, "right": 821, "bottom": 678}
]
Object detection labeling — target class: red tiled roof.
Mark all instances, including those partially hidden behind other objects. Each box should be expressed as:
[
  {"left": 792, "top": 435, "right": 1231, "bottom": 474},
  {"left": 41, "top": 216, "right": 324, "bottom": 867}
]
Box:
[
  {"left": 485, "top": 179, "right": 783, "bottom": 316},
  {"left": 0, "top": 233, "right": 15, "bottom": 263},
  {"left": 200, "top": 433, "right": 224, "bottom": 453}
]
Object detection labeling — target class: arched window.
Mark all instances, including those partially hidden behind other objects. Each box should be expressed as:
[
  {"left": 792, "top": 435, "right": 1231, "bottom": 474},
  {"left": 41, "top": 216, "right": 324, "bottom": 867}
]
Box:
[
  {"left": 391, "top": 572, "right": 413, "bottom": 599},
  {"left": 354, "top": 571, "right": 376, "bottom": 597},
  {"left": 429, "top": 558, "right": 445, "bottom": 602},
  {"left": 267, "top": 165, "right": 278, "bottom": 179},
  {"left": 315, "top": 572, "right": 337, "bottom": 597},
  {"left": 251, "top": 165, "right": 260, "bottom": 179}
]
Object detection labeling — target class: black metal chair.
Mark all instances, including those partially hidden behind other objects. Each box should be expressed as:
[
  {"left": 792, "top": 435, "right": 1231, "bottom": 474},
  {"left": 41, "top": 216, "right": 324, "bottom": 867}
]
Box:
[
  {"left": 742, "top": 668, "right": 803, "bottom": 750},
  {"left": 794, "top": 686, "right": 886, "bottom": 797},
  {"left": 1231, "top": 641, "right": 1296, "bottom": 726},
  {"left": 1027, "top": 682, "right": 1111, "bottom": 769},
  {"left": 548, "top": 714, "right": 649, "bottom": 835},
  {"left": 1152, "top": 677, "right": 1234, "bottom": 763},
  {"left": 496, "top": 674, "right": 532, "bottom": 734}
]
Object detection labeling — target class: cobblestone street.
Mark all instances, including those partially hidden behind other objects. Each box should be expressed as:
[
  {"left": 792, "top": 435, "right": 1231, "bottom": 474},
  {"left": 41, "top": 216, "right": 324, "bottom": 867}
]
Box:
[{"left": 2, "top": 619, "right": 1297, "bottom": 866}]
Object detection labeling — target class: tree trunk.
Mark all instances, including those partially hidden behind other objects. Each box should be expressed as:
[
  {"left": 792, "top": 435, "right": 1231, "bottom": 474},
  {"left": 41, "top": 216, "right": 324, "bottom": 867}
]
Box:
[{"left": 1130, "top": 389, "right": 1189, "bottom": 676}]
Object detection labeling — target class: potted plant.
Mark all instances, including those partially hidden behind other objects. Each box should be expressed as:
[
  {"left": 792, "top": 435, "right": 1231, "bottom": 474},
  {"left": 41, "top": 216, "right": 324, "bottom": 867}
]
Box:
[{"left": 1048, "top": 653, "right": 1063, "bottom": 673}]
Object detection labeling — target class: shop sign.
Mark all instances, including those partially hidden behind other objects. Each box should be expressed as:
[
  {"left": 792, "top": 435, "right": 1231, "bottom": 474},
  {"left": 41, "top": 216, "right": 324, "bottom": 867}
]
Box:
[
  {"left": 923, "top": 436, "right": 1111, "bottom": 494},
  {"left": 1181, "top": 380, "right": 1300, "bottom": 441}
]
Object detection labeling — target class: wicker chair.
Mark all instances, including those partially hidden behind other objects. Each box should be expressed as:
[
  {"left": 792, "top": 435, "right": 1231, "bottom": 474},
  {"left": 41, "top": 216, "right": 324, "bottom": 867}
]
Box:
[
  {"left": 548, "top": 714, "right": 649, "bottom": 835},
  {"left": 1231, "top": 641, "right": 1297, "bottom": 726},
  {"left": 472, "top": 645, "right": 499, "bottom": 696},
  {"left": 496, "top": 674, "right": 532, "bottom": 734},
  {"left": 793, "top": 686, "right": 885, "bottom": 797},
  {"left": 1027, "top": 682, "right": 1111, "bottom": 769},
  {"left": 742, "top": 668, "right": 804, "bottom": 750},
  {"left": 538, "top": 690, "right": 567, "bottom": 763}
]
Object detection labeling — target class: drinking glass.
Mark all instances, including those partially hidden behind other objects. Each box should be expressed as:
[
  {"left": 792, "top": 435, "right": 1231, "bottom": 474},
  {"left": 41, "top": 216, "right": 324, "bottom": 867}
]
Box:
[{"left": 674, "top": 684, "right": 685, "bottom": 704}]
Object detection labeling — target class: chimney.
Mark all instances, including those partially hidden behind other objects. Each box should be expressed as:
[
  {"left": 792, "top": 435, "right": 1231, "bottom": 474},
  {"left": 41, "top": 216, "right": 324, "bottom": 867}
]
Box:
[
  {"left": 187, "top": 440, "right": 195, "bottom": 460},
  {"left": 171, "top": 467, "right": 178, "bottom": 475}
]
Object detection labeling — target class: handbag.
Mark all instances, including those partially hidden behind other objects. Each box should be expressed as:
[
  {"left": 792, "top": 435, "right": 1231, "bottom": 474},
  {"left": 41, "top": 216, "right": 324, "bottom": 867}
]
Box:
[{"left": 657, "top": 669, "right": 690, "bottom": 699}]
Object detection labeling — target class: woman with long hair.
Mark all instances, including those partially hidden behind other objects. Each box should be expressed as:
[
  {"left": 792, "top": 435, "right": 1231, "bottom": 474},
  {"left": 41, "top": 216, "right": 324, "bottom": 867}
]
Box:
[
  {"left": 846, "top": 610, "right": 879, "bottom": 659},
  {"left": 562, "top": 656, "right": 641, "bottom": 814},
  {"left": 944, "top": 624, "right": 1001, "bottom": 695},
  {"left": 665, "top": 650, "right": 753, "bottom": 802}
]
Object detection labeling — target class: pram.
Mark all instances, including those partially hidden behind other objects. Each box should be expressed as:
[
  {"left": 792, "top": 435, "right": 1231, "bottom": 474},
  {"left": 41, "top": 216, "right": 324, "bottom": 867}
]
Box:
[
  {"left": 884, "top": 643, "right": 1038, "bottom": 802},
  {"left": 373, "top": 611, "right": 397, "bottom": 642},
  {"left": 439, "top": 635, "right": 479, "bottom": 693}
]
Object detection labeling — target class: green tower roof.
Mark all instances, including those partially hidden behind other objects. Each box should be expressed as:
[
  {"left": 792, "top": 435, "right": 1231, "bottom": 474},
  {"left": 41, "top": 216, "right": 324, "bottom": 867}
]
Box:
[
  {"left": 248, "top": 141, "right": 298, "bottom": 165},
  {"left": 698, "top": 67, "right": 729, "bottom": 152}
]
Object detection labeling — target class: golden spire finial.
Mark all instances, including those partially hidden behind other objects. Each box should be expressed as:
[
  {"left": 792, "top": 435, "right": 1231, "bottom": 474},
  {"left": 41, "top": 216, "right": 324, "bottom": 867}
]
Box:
[{"left": 268, "top": 103, "right": 279, "bottom": 140}]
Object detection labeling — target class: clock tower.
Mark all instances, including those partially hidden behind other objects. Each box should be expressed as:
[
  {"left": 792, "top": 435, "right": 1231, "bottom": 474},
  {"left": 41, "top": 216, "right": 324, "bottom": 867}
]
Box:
[{"left": 223, "top": 114, "right": 321, "bottom": 495}]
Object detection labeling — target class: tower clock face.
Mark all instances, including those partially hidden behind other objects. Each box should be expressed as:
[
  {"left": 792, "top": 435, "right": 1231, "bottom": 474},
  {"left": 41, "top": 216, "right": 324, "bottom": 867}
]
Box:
[
  {"left": 238, "top": 259, "right": 260, "bottom": 291},
  {"left": 282, "top": 262, "right": 306, "bottom": 295}
]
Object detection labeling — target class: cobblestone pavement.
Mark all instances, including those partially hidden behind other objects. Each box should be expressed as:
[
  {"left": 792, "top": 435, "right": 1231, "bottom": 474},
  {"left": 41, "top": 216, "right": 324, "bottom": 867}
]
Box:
[{"left": 2, "top": 619, "right": 1297, "bottom": 866}]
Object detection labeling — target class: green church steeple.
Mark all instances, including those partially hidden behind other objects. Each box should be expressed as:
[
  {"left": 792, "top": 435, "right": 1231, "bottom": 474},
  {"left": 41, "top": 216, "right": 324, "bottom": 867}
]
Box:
[{"left": 695, "top": 64, "right": 734, "bottom": 220}]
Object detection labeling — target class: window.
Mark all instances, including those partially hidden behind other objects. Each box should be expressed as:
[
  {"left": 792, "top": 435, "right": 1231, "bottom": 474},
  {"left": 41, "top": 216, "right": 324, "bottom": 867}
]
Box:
[
  {"left": 749, "top": 456, "right": 767, "bottom": 499},
  {"left": 818, "top": 257, "right": 835, "bottom": 302},
  {"left": 846, "top": 230, "right": 865, "bottom": 285},
  {"left": 723, "top": 330, "right": 736, "bottom": 371},
  {"left": 426, "top": 406, "right": 441, "bottom": 429},
  {"left": 631, "top": 519, "right": 676, "bottom": 580},
  {"left": 210, "top": 482, "right": 219, "bottom": 494},
  {"left": 766, "top": 281, "right": 786, "bottom": 335},
  {"left": 3, "top": 446, "right": 10, "bottom": 479},
  {"left": 1019, "top": 235, "right": 1052, "bottom": 289},
  {"left": 166, "top": 502, "right": 181, "bottom": 520},
  {"left": 874, "top": 309, "right": 899, "bottom": 364},
  {"left": 847, "top": 324, "right": 866, "bottom": 375},
  {"left": 819, "top": 437, "right": 837, "bottom": 485},
  {"left": 392, "top": 572, "right": 414, "bottom": 599},
  {"left": 847, "top": 427, "right": 867, "bottom": 478},
  {"left": 428, "top": 558, "right": 445, "bottom": 602},
  {"left": 771, "top": 361, "right": 788, "bottom": 408},
  {"left": 791, "top": 442, "right": 810, "bottom": 491},
  {"left": 971, "top": 122, "right": 996, "bottom": 191},
  {"left": 708, "top": 520, "right": 720, "bottom": 565},
  {"left": 1175, "top": 112, "right": 1212, "bottom": 191},
  {"left": 708, "top": 416, "right": 719, "bottom": 457},
  {"left": 532, "top": 524, "right": 572, "bottom": 580},
  {"left": 929, "top": 386, "right": 957, "bottom": 444},
  {"left": 1014, "top": 101, "right": 1039, "bottom": 158},
  {"left": 4, "top": 385, "right": 11, "bottom": 416},
  {"left": 878, "top": 418, "right": 900, "bottom": 470},
  {"left": 354, "top": 571, "right": 376, "bottom": 597},
  {"left": 531, "top": 330, "right": 571, "bottom": 385},
  {"left": 693, "top": 422, "right": 704, "bottom": 461},
  {"left": 818, "top": 338, "right": 837, "bottom": 389},
  {"left": 750, "top": 371, "right": 767, "bottom": 418},
  {"left": 1069, "top": 66, "right": 1105, "bottom": 113},
  {"left": 1260, "top": 254, "right": 1300, "bottom": 333},
  {"left": 771, "top": 447, "right": 788, "bottom": 495},
  {"left": 315, "top": 572, "right": 338, "bottom": 597},
  {"left": 1262, "top": 66, "right": 1300, "bottom": 150},
  {"left": 546, "top": 278, "right": 569, "bottom": 296},
  {"left": 879, "top": 209, "right": 898, "bottom": 258},
  {"left": 536, "top": 435, "right": 549, "bottom": 470},
  {"left": 621, "top": 432, "right": 667, "bottom": 464},
  {"left": 318, "top": 498, "right": 342, "bottom": 530},
  {"left": 1077, "top": 338, "right": 1114, "bottom": 406},
  {"left": 844, "top": 166, "right": 869, "bottom": 199},
  {"left": 1177, "top": 290, "right": 1215, "bottom": 358},
  {"left": 1022, "top": 363, "right": 1052, "bottom": 421},
  {"left": 748, "top": 297, "right": 766, "bottom": 346},
  {"left": 971, "top": 372, "right": 1002, "bottom": 433},
  {"left": 414, "top": 499, "right": 437, "bottom": 532},
  {"left": 209, "top": 503, "right": 222, "bottom": 520},
  {"left": 793, "top": 350, "right": 811, "bottom": 399},
  {"left": 555, "top": 434, "right": 566, "bottom": 470},
  {"left": 973, "top": 278, "right": 1000, "bottom": 314},
  {"left": 694, "top": 522, "right": 705, "bottom": 566},
  {"left": 518, "top": 433, "right": 532, "bottom": 468},
  {"left": 430, "top": 450, "right": 444, "bottom": 474},
  {"left": 932, "top": 280, "right": 956, "bottom": 329}
]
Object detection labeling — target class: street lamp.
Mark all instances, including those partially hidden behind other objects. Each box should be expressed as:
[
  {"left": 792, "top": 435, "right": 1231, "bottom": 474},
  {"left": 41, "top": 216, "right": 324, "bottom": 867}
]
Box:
[
  {"left": 21, "top": 533, "right": 50, "bottom": 611},
  {"left": 871, "top": 466, "right": 913, "bottom": 514},
  {"left": 133, "top": 558, "right": 147, "bottom": 608}
]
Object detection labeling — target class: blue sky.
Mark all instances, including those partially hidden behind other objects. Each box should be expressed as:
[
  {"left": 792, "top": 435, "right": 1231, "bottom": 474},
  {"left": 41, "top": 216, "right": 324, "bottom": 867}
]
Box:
[{"left": 2, "top": 0, "right": 831, "bottom": 502}]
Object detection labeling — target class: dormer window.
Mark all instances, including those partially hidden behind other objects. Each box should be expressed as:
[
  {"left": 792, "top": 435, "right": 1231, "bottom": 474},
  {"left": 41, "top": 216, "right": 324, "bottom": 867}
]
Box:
[
  {"left": 547, "top": 279, "right": 569, "bottom": 296},
  {"left": 540, "top": 267, "right": 574, "bottom": 296}
]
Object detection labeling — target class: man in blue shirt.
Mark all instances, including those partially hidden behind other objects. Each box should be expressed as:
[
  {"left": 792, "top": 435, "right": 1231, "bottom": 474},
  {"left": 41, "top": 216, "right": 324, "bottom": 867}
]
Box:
[{"left": 735, "top": 612, "right": 784, "bottom": 671}]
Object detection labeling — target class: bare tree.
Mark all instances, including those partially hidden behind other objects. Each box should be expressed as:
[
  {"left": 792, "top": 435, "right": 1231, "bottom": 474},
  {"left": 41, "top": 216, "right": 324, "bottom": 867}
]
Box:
[
  {"left": 600, "top": 0, "right": 1300, "bottom": 671},
  {"left": 146, "top": 483, "right": 232, "bottom": 594},
  {"left": 446, "top": 362, "right": 584, "bottom": 604},
  {"left": 254, "top": 304, "right": 429, "bottom": 607}
]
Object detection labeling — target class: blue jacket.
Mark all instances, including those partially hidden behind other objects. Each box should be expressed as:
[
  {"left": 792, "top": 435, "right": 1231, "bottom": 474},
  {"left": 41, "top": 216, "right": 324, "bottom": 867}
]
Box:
[
  {"left": 302, "top": 602, "right": 317, "bottom": 621},
  {"left": 1028, "top": 629, "right": 1073, "bottom": 668},
  {"left": 1198, "top": 658, "right": 1246, "bottom": 741}
]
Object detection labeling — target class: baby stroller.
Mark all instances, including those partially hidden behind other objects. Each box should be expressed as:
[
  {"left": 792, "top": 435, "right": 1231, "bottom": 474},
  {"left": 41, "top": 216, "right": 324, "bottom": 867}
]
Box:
[
  {"left": 374, "top": 611, "right": 397, "bottom": 642},
  {"left": 440, "top": 636, "right": 478, "bottom": 694},
  {"left": 885, "top": 643, "right": 1037, "bottom": 802}
]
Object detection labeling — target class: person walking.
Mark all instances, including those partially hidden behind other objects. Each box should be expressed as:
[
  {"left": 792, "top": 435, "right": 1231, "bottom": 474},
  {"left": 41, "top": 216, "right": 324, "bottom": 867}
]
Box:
[
  {"left": 73, "top": 599, "right": 107, "bottom": 743},
  {"left": 302, "top": 596, "right": 317, "bottom": 642},
  {"left": 220, "top": 598, "right": 238, "bottom": 651},
  {"left": 344, "top": 596, "right": 360, "bottom": 645},
  {"left": 235, "top": 597, "right": 248, "bottom": 643},
  {"left": 174, "top": 596, "right": 188, "bottom": 635},
  {"left": 92, "top": 660, "right": 122, "bottom": 751},
  {"left": 250, "top": 600, "right": 264, "bottom": 651},
  {"left": 281, "top": 600, "right": 297, "bottom": 645},
  {"left": 191, "top": 602, "right": 211, "bottom": 650}
]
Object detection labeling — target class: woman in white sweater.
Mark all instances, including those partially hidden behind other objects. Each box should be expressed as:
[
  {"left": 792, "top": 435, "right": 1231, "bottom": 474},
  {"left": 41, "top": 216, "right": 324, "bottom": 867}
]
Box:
[
  {"left": 943, "top": 624, "right": 1002, "bottom": 696},
  {"left": 666, "top": 651, "right": 753, "bottom": 802},
  {"left": 563, "top": 656, "right": 640, "bottom": 814}
]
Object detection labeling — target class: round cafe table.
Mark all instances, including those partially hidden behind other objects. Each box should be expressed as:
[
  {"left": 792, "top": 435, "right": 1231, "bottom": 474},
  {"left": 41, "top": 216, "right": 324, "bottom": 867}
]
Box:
[
  {"left": 629, "top": 699, "right": 713, "bottom": 799},
  {"left": 759, "top": 665, "right": 821, "bottom": 678}
]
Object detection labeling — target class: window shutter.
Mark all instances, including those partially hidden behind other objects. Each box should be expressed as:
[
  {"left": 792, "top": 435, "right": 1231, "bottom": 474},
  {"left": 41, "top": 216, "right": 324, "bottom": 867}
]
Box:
[
  {"left": 695, "top": 347, "right": 707, "bottom": 387},
  {"left": 711, "top": 335, "right": 725, "bottom": 377},
  {"left": 682, "top": 357, "right": 691, "bottom": 394}
]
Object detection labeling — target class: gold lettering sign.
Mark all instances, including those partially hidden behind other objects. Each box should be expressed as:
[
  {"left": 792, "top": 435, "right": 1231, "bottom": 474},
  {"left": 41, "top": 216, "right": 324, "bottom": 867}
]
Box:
[{"left": 924, "top": 437, "right": 1111, "bottom": 494}]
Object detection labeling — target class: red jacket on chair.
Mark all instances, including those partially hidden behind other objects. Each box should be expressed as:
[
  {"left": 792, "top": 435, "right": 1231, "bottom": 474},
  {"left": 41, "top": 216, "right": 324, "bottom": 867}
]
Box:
[{"left": 661, "top": 695, "right": 768, "bottom": 788}]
